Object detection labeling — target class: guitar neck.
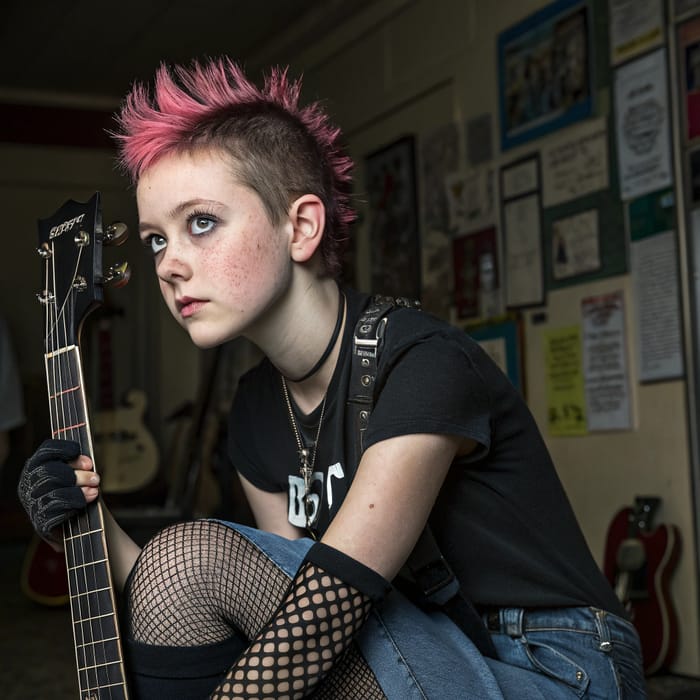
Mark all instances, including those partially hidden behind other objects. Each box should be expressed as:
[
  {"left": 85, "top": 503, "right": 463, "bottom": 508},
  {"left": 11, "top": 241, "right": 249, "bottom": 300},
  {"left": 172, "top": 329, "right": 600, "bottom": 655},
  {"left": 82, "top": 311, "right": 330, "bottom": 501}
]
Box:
[{"left": 46, "top": 345, "right": 129, "bottom": 699}]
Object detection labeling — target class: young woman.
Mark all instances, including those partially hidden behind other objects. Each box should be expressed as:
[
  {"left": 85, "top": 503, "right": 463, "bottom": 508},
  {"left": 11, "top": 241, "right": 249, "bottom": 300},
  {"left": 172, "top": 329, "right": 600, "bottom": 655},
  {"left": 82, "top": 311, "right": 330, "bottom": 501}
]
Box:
[{"left": 19, "top": 57, "right": 646, "bottom": 699}]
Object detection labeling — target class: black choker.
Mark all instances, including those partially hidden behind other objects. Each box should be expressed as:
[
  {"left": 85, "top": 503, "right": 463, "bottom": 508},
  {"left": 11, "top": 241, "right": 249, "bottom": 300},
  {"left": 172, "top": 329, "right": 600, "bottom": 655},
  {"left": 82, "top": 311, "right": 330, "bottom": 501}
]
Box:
[{"left": 288, "top": 289, "right": 345, "bottom": 383}]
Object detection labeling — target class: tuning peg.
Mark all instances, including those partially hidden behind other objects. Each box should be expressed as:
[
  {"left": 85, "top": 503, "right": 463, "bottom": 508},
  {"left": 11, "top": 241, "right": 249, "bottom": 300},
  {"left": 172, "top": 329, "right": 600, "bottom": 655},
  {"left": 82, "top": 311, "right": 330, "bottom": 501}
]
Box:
[
  {"left": 104, "top": 221, "right": 128, "bottom": 246},
  {"left": 104, "top": 261, "right": 131, "bottom": 287}
]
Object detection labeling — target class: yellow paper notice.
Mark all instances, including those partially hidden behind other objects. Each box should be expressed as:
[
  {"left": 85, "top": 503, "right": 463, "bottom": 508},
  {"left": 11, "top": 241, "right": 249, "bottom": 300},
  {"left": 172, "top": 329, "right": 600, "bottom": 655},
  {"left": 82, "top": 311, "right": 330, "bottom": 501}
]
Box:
[{"left": 544, "top": 325, "right": 587, "bottom": 436}]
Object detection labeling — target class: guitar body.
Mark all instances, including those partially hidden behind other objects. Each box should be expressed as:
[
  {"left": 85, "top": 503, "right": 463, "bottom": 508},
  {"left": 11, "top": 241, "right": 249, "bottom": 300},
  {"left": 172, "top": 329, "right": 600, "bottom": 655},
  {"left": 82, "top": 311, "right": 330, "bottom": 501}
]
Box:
[
  {"left": 629, "top": 521, "right": 680, "bottom": 674},
  {"left": 604, "top": 501, "right": 681, "bottom": 675},
  {"left": 20, "top": 534, "right": 69, "bottom": 606},
  {"left": 94, "top": 389, "right": 159, "bottom": 493}
]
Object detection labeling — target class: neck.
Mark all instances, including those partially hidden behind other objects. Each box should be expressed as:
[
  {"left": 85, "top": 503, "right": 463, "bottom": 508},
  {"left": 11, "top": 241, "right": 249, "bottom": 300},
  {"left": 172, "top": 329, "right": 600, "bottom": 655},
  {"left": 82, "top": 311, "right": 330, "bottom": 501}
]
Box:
[{"left": 253, "top": 276, "right": 345, "bottom": 411}]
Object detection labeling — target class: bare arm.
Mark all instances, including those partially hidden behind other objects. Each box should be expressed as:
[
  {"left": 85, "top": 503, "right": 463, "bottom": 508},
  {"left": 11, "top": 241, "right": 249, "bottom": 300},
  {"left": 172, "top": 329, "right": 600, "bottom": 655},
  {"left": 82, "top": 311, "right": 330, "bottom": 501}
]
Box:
[
  {"left": 323, "top": 432, "right": 475, "bottom": 580},
  {"left": 238, "top": 472, "right": 304, "bottom": 539}
]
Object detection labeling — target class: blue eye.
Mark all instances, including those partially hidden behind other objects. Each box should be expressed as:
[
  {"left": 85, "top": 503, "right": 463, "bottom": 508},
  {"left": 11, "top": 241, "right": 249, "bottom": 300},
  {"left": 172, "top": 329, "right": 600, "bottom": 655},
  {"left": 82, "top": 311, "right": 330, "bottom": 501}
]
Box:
[
  {"left": 144, "top": 234, "right": 167, "bottom": 255},
  {"left": 188, "top": 213, "right": 217, "bottom": 236}
]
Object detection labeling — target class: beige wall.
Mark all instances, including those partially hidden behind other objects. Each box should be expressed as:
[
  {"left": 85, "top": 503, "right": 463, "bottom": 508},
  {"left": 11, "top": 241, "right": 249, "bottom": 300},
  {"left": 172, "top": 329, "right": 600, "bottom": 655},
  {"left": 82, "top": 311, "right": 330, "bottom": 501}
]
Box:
[{"left": 270, "top": 0, "right": 700, "bottom": 674}]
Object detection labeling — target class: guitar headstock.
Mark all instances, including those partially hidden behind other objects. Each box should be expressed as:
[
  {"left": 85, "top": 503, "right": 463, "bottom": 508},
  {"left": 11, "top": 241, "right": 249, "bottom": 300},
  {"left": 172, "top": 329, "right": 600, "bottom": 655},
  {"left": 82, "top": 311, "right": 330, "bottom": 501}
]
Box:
[
  {"left": 37, "top": 192, "right": 129, "bottom": 350},
  {"left": 630, "top": 495, "right": 661, "bottom": 533}
]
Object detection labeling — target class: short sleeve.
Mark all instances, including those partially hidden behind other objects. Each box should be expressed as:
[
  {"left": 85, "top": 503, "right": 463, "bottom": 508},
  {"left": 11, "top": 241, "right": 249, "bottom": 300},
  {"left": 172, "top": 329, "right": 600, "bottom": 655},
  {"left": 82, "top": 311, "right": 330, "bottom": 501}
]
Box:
[{"left": 363, "top": 331, "right": 492, "bottom": 459}]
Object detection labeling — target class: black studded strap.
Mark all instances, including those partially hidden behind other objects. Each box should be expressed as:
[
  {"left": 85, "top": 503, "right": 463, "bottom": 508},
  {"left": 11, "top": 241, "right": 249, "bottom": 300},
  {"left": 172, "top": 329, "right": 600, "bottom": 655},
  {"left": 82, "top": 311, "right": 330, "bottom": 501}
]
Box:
[{"left": 346, "top": 295, "right": 497, "bottom": 658}]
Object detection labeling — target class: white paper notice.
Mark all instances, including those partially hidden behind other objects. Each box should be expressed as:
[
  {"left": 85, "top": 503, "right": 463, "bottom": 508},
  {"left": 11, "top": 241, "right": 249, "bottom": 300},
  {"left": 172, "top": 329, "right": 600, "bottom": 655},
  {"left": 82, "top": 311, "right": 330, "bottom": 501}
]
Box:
[
  {"left": 552, "top": 209, "right": 601, "bottom": 280},
  {"left": 541, "top": 117, "right": 609, "bottom": 207},
  {"left": 504, "top": 194, "right": 543, "bottom": 307},
  {"left": 581, "top": 291, "right": 632, "bottom": 430},
  {"left": 609, "top": 0, "right": 664, "bottom": 65},
  {"left": 614, "top": 48, "right": 672, "bottom": 200},
  {"left": 631, "top": 230, "right": 684, "bottom": 381}
]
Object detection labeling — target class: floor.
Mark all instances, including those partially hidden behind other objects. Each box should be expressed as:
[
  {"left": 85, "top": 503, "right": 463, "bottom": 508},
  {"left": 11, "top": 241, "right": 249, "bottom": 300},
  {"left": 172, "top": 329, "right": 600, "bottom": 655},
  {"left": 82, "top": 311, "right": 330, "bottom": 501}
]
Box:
[{"left": 2, "top": 515, "right": 700, "bottom": 699}]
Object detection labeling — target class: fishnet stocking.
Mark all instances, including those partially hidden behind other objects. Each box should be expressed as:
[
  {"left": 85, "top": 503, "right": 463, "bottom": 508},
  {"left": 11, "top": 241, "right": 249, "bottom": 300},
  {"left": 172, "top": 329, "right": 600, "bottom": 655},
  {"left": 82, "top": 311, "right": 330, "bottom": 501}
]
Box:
[
  {"left": 128, "top": 520, "right": 289, "bottom": 644},
  {"left": 211, "top": 560, "right": 372, "bottom": 699},
  {"left": 126, "top": 520, "right": 386, "bottom": 698}
]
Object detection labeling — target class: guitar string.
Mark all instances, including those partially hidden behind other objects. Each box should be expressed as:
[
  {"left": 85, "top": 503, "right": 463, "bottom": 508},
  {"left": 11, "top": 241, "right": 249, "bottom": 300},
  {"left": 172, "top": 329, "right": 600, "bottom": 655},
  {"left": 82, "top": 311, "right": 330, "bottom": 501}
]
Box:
[
  {"left": 46, "top": 250, "right": 84, "bottom": 692},
  {"left": 48, "top": 246, "right": 92, "bottom": 695},
  {"left": 51, "top": 245, "right": 113, "bottom": 698}
]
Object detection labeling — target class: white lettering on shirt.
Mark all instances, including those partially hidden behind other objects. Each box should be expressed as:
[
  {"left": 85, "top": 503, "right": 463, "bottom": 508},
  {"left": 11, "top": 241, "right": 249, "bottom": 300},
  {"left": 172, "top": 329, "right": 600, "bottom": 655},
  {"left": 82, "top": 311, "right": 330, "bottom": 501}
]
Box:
[{"left": 326, "top": 461, "right": 344, "bottom": 509}]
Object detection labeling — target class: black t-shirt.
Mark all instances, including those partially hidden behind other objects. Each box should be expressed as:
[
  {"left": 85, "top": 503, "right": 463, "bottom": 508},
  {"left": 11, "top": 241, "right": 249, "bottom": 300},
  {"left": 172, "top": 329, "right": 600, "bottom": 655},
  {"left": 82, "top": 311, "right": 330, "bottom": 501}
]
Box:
[{"left": 229, "top": 288, "right": 624, "bottom": 615}]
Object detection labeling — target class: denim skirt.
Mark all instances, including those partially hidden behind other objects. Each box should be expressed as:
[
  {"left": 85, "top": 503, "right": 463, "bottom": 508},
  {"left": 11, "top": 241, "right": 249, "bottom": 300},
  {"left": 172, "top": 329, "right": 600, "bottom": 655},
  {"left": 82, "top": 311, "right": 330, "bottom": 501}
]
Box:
[{"left": 126, "top": 521, "right": 647, "bottom": 699}]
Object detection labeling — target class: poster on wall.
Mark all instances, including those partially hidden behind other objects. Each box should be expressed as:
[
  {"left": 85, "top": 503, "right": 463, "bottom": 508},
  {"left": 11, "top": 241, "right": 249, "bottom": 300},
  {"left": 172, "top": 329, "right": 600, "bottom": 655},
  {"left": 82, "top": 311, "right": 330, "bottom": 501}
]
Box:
[
  {"left": 581, "top": 291, "right": 632, "bottom": 431},
  {"left": 628, "top": 188, "right": 684, "bottom": 382},
  {"left": 500, "top": 156, "right": 544, "bottom": 308},
  {"left": 452, "top": 227, "right": 499, "bottom": 319},
  {"left": 614, "top": 48, "right": 673, "bottom": 200},
  {"left": 678, "top": 16, "right": 700, "bottom": 142},
  {"left": 551, "top": 208, "right": 601, "bottom": 280},
  {"left": 609, "top": 0, "right": 664, "bottom": 66},
  {"left": 365, "top": 135, "right": 421, "bottom": 300},
  {"left": 444, "top": 166, "right": 496, "bottom": 235},
  {"left": 544, "top": 325, "right": 587, "bottom": 436},
  {"left": 497, "top": 0, "right": 592, "bottom": 150},
  {"left": 541, "top": 117, "right": 609, "bottom": 207}
]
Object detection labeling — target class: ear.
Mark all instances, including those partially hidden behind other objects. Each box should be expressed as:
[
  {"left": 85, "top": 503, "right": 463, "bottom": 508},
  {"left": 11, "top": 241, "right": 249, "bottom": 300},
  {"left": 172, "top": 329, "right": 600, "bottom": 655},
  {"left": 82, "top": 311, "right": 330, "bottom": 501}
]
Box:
[{"left": 288, "top": 194, "right": 325, "bottom": 263}]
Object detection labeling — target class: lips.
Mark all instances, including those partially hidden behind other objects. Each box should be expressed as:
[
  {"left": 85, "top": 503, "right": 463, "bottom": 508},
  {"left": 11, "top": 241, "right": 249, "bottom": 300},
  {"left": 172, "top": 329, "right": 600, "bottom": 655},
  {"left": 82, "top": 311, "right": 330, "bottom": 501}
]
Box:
[{"left": 176, "top": 296, "right": 208, "bottom": 318}]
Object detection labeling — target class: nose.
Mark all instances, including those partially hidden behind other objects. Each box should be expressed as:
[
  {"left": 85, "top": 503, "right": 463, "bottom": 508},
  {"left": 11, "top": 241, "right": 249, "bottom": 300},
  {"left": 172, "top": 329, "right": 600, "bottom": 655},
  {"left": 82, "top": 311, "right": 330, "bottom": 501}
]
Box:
[{"left": 155, "top": 240, "right": 192, "bottom": 283}]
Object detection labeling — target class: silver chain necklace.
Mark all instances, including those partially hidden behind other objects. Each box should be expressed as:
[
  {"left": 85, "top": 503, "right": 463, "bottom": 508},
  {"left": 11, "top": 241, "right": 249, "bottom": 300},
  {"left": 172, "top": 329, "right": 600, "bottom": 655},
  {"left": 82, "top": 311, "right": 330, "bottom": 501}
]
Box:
[{"left": 281, "top": 375, "right": 327, "bottom": 537}]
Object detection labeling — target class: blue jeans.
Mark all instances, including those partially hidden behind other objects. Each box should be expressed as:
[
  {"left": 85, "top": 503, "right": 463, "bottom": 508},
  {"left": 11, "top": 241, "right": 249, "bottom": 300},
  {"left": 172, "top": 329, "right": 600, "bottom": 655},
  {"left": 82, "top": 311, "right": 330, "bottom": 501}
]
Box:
[
  {"left": 126, "top": 522, "right": 646, "bottom": 699},
  {"left": 223, "top": 523, "right": 647, "bottom": 699}
]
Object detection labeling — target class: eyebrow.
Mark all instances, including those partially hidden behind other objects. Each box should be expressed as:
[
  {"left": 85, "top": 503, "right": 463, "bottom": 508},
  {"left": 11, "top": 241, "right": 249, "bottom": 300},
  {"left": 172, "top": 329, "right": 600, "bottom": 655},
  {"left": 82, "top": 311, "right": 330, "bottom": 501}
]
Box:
[{"left": 138, "top": 198, "right": 222, "bottom": 234}]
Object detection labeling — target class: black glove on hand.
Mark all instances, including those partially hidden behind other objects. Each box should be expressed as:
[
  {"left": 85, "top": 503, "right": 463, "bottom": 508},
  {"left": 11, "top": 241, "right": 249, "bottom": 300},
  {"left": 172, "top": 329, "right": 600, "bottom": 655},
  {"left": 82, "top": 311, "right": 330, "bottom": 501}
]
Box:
[{"left": 17, "top": 439, "right": 86, "bottom": 544}]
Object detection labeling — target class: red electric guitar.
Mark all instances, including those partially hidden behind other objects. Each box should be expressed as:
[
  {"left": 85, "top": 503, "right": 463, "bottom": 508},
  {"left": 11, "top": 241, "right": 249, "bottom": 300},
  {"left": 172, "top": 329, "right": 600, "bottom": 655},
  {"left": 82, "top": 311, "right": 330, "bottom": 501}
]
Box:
[{"left": 603, "top": 496, "right": 681, "bottom": 675}]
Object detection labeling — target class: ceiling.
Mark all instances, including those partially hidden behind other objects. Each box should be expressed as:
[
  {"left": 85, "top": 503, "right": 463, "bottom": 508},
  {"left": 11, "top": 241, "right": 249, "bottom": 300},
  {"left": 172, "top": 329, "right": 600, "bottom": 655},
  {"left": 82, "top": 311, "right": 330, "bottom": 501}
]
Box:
[{"left": 0, "top": 0, "right": 371, "bottom": 106}]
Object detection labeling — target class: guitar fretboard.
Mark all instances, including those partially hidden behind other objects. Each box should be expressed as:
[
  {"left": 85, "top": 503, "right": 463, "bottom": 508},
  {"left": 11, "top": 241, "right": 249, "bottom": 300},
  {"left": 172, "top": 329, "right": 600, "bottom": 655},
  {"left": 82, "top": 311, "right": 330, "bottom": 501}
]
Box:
[{"left": 46, "top": 345, "right": 129, "bottom": 699}]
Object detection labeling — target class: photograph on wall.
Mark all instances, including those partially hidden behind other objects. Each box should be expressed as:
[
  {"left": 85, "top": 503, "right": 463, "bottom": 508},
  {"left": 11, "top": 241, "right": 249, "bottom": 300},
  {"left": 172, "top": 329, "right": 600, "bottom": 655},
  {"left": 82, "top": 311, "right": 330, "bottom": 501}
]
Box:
[
  {"left": 609, "top": 0, "right": 664, "bottom": 66},
  {"left": 679, "top": 15, "right": 700, "bottom": 142},
  {"left": 614, "top": 47, "right": 672, "bottom": 200},
  {"left": 365, "top": 135, "right": 421, "bottom": 299},
  {"left": 497, "top": 0, "right": 592, "bottom": 150},
  {"left": 452, "top": 226, "right": 499, "bottom": 319}
]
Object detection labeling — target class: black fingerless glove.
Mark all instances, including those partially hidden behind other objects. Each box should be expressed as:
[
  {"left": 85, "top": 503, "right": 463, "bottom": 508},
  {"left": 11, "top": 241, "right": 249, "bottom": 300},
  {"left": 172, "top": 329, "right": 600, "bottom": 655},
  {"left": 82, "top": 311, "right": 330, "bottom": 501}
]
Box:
[{"left": 17, "top": 439, "right": 86, "bottom": 544}]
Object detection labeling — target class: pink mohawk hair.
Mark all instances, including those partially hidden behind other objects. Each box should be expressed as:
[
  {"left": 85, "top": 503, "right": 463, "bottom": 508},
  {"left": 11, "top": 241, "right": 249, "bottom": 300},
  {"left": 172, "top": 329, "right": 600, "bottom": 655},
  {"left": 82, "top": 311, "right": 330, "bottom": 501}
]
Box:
[{"left": 114, "top": 57, "right": 355, "bottom": 278}]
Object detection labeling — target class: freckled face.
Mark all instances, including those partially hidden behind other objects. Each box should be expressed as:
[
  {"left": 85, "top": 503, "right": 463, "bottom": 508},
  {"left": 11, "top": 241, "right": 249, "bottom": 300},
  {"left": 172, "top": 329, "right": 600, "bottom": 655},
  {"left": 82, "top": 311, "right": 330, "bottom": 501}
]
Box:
[{"left": 136, "top": 150, "right": 292, "bottom": 348}]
